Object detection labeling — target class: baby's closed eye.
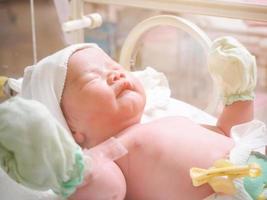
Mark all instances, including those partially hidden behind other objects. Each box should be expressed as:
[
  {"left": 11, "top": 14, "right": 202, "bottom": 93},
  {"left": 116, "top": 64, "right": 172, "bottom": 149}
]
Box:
[
  {"left": 77, "top": 73, "right": 102, "bottom": 91},
  {"left": 87, "top": 73, "right": 101, "bottom": 81}
]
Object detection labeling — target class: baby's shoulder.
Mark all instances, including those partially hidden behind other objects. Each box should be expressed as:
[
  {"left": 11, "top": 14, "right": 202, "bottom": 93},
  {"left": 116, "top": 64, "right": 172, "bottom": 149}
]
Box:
[
  {"left": 144, "top": 116, "right": 193, "bottom": 128},
  {"left": 133, "top": 116, "right": 194, "bottom": 137}
]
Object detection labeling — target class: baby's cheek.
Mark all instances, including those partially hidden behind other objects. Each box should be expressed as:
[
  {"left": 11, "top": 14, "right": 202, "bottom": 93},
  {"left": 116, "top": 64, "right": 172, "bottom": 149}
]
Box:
[{"left": 69, "top": 161, "right": 126, "bottom": 200}]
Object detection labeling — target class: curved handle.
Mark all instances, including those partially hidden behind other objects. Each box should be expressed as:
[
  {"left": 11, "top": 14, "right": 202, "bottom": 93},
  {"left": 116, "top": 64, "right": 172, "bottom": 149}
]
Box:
[
  {"left": 119, "top": 15, "right": 211, "bottom": 70},
  {"left": 62, "top": 13, "right": 102, "bottom": 32},
  {"left": 119, "top": 15, "right": 219, "bottom": 114}
]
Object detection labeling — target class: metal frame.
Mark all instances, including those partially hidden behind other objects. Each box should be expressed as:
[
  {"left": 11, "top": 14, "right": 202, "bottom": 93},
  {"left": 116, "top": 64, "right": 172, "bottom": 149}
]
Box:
[{"left": 83, "top": 0, "right": 267, "bottom": 22}]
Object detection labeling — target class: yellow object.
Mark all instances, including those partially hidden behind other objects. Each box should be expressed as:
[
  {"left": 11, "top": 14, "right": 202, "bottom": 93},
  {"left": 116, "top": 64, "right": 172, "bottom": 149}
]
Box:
[
  {"left": 190, "top": 159, "right": 261, "bottom": 195},
  {"left": 257, "top": 194, "right": 266, "bottom": 200},
  {"left": 0, "top": 76, "right": 8, "bottom": 98}
]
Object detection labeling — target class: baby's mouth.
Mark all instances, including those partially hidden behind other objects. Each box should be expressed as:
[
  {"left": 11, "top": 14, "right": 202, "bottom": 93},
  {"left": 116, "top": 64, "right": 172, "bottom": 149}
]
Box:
[{"left": 112, "top": 79, "right": 133, "bottom": 98}]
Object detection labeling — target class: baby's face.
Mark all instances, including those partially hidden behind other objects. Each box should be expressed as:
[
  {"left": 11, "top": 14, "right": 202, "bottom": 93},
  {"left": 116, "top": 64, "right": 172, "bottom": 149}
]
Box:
[{"left": 61, "top": 47, "right": 146, "bottom": 147}]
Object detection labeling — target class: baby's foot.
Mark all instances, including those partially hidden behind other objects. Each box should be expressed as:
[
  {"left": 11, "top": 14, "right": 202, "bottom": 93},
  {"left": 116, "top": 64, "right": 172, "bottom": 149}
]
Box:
[{"left": 208, "top": 36, "right": 257, "bottom": 105}]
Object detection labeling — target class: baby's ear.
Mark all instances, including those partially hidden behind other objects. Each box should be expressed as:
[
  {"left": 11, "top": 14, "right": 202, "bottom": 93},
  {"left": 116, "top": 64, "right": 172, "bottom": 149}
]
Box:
[{"left": 73, "top": 132, "right": 85, "bottom": 144}]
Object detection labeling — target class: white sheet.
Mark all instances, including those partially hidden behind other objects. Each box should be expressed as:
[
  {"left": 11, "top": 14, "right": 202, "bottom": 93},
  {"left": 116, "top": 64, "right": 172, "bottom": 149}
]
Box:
[
  {"left": 142, "top": 97, "right": 216, "bottom": 125},
  {"left": 136, "top": 67, "right": 216, "bottom": 125}
]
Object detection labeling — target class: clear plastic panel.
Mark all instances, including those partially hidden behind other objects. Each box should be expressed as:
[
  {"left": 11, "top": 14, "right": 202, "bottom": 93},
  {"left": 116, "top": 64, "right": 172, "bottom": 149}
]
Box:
[
  {"left": 1, "top": 2, "right": 266, "bottom": 122},
  {"left": 84, "top": 4, "right": 267, "bottom": 123}
]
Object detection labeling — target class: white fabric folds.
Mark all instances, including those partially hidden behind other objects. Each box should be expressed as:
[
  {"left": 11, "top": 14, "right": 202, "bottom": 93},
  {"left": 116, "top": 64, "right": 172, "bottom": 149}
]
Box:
[
  {"left": 230, "top": 120, "right": 267, "bottom": 165},
  {"left": 207, "top": 120, "right": 267, "bottom": 200},
  {"left": 20, "top": 43, "right": 98, "bottom": 135},
  {"left": 208, "top": 36, "right": 257, "bottom": 105},
  {"left": 0, "top": 97, "right": 84, "bottom": 198}
]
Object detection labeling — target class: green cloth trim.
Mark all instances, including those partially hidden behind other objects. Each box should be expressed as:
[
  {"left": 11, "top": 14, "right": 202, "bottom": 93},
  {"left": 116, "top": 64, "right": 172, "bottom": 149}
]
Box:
[
  {"left": 58, "top": 148, "right": 85, "bottom": 198},
  {"left": 223, "top": 92, "right": 254, "bottom": 106}
]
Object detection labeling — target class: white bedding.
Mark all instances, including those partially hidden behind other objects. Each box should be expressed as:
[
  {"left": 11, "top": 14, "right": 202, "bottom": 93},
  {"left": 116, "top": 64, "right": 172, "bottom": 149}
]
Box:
[
  {"left": 137, "top": 67, "right": 216, "bottom": 125},
  {"left": 142, "top": 97, "right": 216, "bottom": 125}
]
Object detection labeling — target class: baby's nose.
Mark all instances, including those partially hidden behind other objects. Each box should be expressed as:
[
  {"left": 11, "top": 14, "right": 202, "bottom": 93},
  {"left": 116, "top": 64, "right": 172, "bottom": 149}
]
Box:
[{"left": 106, "top": 71, "right": 126, "bottom": 85}]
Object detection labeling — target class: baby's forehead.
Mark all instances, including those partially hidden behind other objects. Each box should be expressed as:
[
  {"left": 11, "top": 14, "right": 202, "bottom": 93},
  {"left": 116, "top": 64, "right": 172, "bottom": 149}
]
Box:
[
  {"left": 69, "top": 47, "right": 117, "bottom": 69},
  {"left": 74, "top": 47, "right": 113, "bottom": 62},
  {"left": 67, "top": 47, "right": 123, "bottom": 79}
]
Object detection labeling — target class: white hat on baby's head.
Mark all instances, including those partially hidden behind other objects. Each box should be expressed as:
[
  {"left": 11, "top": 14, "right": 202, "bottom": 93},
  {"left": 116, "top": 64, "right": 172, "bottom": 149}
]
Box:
[{"left": 20, "top": 43, "right": 98, "bottom": 135}]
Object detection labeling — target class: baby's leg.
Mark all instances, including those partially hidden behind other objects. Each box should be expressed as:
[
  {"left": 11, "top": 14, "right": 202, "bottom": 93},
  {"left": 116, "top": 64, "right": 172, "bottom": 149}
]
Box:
[{"left": 69, "top": 161, "right": 126, "bottom": 200}]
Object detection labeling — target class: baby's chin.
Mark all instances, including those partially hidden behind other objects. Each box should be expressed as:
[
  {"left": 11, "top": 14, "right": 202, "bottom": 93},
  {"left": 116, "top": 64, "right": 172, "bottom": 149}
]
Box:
[{"left": 117, "top": 90, "right": 145, "bottom": 118}]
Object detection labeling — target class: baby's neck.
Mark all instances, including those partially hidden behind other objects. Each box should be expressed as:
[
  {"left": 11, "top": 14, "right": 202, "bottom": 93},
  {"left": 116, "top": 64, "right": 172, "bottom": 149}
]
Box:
[{"left": 81, "top": 119, "right": 141, "bottom": 149}]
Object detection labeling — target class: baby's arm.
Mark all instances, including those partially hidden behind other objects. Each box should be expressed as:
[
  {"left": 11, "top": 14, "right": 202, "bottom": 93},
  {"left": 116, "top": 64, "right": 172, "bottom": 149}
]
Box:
[
  {"left": 69, "top": 138, "right": 128, "bottom": 200},
  {"left": 202, "top": 101, "right": 254, "bottom": 136},
  {"left": 204, "top": 37, "right": 256, "bottom": 136}
]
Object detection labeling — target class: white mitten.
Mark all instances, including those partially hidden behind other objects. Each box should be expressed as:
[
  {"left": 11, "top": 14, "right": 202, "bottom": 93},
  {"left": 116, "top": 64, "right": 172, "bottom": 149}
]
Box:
[
  {"left": 0, "top": 97, "right": 128, "bottom": 199},
  {"left": 0, "top": 97, "right": 84, "bottom": 198},
  {"left": 208, "top": 36, "right": 257, "bottom": 105}
]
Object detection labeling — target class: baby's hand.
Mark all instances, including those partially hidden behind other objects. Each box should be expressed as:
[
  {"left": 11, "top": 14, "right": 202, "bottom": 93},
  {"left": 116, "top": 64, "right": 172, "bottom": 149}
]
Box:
[
  {"left": 82, "top": 137, "right": 128, "bottom": 178},
  {"left": 70, "top": 138, "right": 128, "bottom": 200},
  {"left": 208, "top": 36, "right": 257, "bottom": 105}
]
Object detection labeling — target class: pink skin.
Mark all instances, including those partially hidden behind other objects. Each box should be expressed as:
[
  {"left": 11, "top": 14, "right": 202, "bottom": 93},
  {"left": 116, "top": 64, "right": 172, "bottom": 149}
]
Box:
[
  {"left": 61, "top": 47, "right": 146, "bottom": 148},
  {"left": 62, "top": 47, "right": 145, "bottom": 200},
  {"left": 61, "top": 47, "right": 252, "bottom": 200},
  {"left": 69, "top": 161, "right": 127, "bottom": 200}
]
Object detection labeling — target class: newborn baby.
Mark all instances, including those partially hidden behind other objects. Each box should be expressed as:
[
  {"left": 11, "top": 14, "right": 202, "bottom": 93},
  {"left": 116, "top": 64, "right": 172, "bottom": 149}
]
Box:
[{"left": 19, "top": 37, "right": 265, "bottom": 200}]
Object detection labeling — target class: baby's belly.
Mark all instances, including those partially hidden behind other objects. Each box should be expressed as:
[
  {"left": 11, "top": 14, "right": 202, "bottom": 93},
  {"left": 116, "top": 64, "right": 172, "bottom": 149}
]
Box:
[{"left": 116, "top": 116, "right": 234, "bottom": 200}]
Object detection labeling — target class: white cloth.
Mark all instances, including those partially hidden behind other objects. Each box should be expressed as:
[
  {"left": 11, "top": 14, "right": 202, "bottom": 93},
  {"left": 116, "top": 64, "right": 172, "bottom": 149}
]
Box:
[
  {"left": 0, "top": 97, "right": 84, "bottom": 197},
  {"left": 0, "top": 168, "right": 58, "bottom": 200},
  {"left": 230, "top": 120, "right": 267, "bottom": 165},
  {"left": 208, "top": 36, "right": 257, "bottom": 105},
  {"left": 133, "top": 67, "right": 216, "bottom": 125},
  {"left": 206, "top": 120, "right": 267, "bottom": 200},
  {"left": 20, "top": 43, "right": 98, "bottom": 136},
  {"left": 132, "top": 67, "right": 171, "bottom": 122}
]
